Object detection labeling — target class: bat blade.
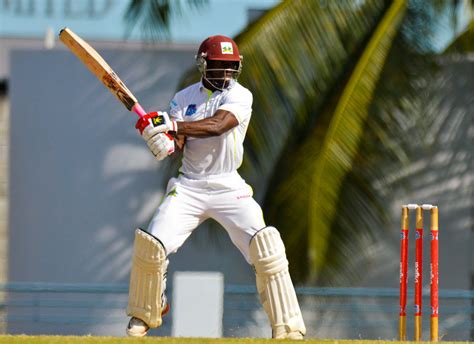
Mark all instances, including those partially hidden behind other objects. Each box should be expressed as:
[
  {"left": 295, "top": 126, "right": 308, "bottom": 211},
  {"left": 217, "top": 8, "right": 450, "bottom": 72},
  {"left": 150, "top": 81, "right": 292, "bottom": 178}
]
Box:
[{"left": 59, "top": 27, "right": 145, "bottom": 117}]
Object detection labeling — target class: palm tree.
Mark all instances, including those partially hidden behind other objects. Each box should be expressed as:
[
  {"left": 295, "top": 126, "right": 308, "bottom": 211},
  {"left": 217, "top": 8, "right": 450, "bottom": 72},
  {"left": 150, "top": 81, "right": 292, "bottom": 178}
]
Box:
[
  {"left": 200, "top": 0, "right": 410, "bottom": 284},
  {"left": 126, "top": 0, "right": 470, "bottom": 284},
  {"left": 124, "top": 0, "right": 208, "bottom": 40}
]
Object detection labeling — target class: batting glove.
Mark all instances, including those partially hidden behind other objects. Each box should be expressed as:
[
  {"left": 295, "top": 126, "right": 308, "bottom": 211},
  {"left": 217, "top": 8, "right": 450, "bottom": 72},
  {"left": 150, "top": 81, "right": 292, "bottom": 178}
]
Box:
[
  {"left": 136, "top": 111, "right": 177, "bottom": 135},
  {"left": 136, "top": 112, "right": 175, "bottom": 161}
]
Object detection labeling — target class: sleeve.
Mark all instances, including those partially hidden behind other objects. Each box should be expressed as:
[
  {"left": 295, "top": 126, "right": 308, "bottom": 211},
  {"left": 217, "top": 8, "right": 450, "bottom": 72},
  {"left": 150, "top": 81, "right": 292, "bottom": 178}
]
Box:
[
  {"left": 217, "top": 87, "right": 253, "bottom": 124},
  {"left": 168, "top": 93, "right": 184, "bottom": 121}
]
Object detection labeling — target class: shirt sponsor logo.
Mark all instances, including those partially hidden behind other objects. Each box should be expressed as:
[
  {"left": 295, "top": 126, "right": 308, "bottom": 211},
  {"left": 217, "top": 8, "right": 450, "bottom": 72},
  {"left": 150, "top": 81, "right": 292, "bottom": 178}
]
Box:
[
  {"left": 221, "top": 42, "right": 233, "bottom": 54},
  {"left": 185, "top": 104, "right": 197, "bottom": 116}
]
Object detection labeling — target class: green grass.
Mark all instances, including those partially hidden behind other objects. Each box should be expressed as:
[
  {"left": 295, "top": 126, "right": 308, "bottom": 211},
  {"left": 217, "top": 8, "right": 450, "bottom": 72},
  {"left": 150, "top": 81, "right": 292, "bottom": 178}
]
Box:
[{"left": 0, "top": 337, "right": 467, "bottom": 344}]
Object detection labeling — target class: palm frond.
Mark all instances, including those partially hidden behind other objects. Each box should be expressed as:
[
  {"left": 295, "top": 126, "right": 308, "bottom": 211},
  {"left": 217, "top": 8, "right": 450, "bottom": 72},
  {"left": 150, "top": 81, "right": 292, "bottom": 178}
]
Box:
[
  {"left": 234, "top": 0, "right": 388, "bottom": 194},
  {"left": 444, "top": 18, "right": 474, "bottom": 52},
  {"left": 124, "top": 0, "right": 207, "bottom": 41},
  {"left": 263, "top": 0, "right": 407, "bottom": 282},
  {"left": 313, "top": 0, "right": 466, "bottom": 284}
]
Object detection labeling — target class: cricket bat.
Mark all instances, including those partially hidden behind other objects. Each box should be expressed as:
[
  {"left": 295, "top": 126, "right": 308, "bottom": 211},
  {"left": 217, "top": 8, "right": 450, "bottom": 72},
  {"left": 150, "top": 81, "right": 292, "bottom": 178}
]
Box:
[{"left": 59, "top": 27, "right": 146, "bottom": 118}]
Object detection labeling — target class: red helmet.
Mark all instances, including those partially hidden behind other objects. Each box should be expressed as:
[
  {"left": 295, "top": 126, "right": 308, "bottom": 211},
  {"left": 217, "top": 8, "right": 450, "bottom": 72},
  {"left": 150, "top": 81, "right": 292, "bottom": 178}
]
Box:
[
  {"left": 196, "top": 35, "right": 243, "bottom": 90},
  {"left": 197, "top": 35, "right": 242, "bottom": 62}
]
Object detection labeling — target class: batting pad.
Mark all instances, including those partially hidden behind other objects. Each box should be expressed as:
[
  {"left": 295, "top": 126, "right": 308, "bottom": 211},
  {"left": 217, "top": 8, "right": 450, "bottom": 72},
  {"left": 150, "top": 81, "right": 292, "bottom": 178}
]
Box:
[
  {"left": 249, "top": 227, "right": 306, "bottom": 338},
  {"left": 127, "top": 228, "right": 167, "bottom": 328}
]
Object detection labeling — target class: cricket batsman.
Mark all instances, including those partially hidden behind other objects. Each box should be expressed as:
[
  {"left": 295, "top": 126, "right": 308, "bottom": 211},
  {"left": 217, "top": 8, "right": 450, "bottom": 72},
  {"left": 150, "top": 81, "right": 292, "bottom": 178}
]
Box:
[{"left": 126, "top": 35, "right": 306, "bottom": 339}]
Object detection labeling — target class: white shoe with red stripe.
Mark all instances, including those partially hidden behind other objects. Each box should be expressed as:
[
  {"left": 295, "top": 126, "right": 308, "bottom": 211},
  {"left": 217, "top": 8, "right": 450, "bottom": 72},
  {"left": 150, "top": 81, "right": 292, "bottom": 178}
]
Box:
[{"left": 126, "top": 296, "right": 170, "bottom": 337}]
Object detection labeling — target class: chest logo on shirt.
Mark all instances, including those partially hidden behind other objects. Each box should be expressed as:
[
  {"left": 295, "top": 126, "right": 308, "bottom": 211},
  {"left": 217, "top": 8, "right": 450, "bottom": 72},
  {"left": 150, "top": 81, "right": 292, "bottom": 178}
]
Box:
[{"left": 185, "top": 104, "right": 197, "bottom": 116}]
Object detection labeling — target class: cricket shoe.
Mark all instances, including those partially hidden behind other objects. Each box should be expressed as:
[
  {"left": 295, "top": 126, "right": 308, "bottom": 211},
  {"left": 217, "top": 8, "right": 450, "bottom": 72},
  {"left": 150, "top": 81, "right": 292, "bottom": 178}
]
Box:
[
  {"left": 126, "top": 296, "right": 170, "bottom": 337},
  {"left": 285, "top": 331, "right": 304, "bottom": 340},
  {"left": 126, "top": 317, "right": 149, "bottom": 337}
]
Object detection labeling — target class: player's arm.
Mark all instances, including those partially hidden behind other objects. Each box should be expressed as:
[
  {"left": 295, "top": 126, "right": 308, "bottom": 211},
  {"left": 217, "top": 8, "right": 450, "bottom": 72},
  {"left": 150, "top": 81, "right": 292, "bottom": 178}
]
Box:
[
  {"left": 176, "top": 110, "right": 238, "bottom": 137},
  {"left": 149, "top": 110, "right": 238, "bottom": 138}
]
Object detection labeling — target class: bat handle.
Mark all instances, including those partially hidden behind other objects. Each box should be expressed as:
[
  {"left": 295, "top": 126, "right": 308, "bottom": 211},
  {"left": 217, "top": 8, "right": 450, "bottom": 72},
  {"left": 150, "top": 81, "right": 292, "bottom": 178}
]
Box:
[{"left": 132, "top": 103, "right": 146, "bottom": 118}]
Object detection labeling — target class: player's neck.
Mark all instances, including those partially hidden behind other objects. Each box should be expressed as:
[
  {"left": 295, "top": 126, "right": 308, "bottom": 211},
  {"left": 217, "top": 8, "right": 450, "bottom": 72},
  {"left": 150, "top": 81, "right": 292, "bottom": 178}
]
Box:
[{"left": 202, "top": 79, "right": 218, "bottom": 93}]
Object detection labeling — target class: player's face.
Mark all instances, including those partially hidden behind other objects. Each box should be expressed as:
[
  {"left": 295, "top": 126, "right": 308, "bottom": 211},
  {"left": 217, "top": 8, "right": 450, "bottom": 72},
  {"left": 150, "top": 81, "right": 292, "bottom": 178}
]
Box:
[{"left": 205, "top": 60, "right": 240, "bottom": 90}]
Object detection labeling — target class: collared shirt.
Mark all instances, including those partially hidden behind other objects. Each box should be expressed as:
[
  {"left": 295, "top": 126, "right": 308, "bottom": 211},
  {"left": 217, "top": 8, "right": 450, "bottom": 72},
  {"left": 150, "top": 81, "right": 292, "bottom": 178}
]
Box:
[{"left": 168, "top": 81, "right": 253, "bottom": 179}]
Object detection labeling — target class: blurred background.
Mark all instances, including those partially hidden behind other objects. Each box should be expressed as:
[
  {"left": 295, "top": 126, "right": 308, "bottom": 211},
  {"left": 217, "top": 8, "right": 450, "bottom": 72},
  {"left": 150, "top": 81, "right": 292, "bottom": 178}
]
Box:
[{"left": 0, "top": 0, "right": 472, "bottom": 340}]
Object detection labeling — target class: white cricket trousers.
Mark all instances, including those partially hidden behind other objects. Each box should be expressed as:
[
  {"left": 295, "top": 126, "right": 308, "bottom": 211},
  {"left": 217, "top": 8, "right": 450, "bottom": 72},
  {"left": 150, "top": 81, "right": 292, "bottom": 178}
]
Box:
[{"left": 147, "top": 172, "right": 266, "bottom": 263}]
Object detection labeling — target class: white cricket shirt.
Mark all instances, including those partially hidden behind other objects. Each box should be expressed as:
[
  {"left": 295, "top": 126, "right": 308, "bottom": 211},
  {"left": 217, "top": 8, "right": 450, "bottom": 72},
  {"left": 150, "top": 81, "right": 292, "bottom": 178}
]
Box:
[{"left": 168, "top": 81, "right": 252, "bottom": 179}]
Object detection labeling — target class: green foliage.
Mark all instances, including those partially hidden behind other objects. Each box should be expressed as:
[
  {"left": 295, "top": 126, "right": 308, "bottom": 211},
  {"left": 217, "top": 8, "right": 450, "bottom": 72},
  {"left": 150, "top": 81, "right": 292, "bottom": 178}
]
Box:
[
  {"left": 235, "top": 1, "right": 387, "bottom": 189},
  {"left": 444, "top": 18, "right": 474, "bottom": 52},
  {"left": 321, "top": 0, "right": 471, "bottom": 285},
  {"left": 255, "top": 1, "right": 406, "bottom": 282}
]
